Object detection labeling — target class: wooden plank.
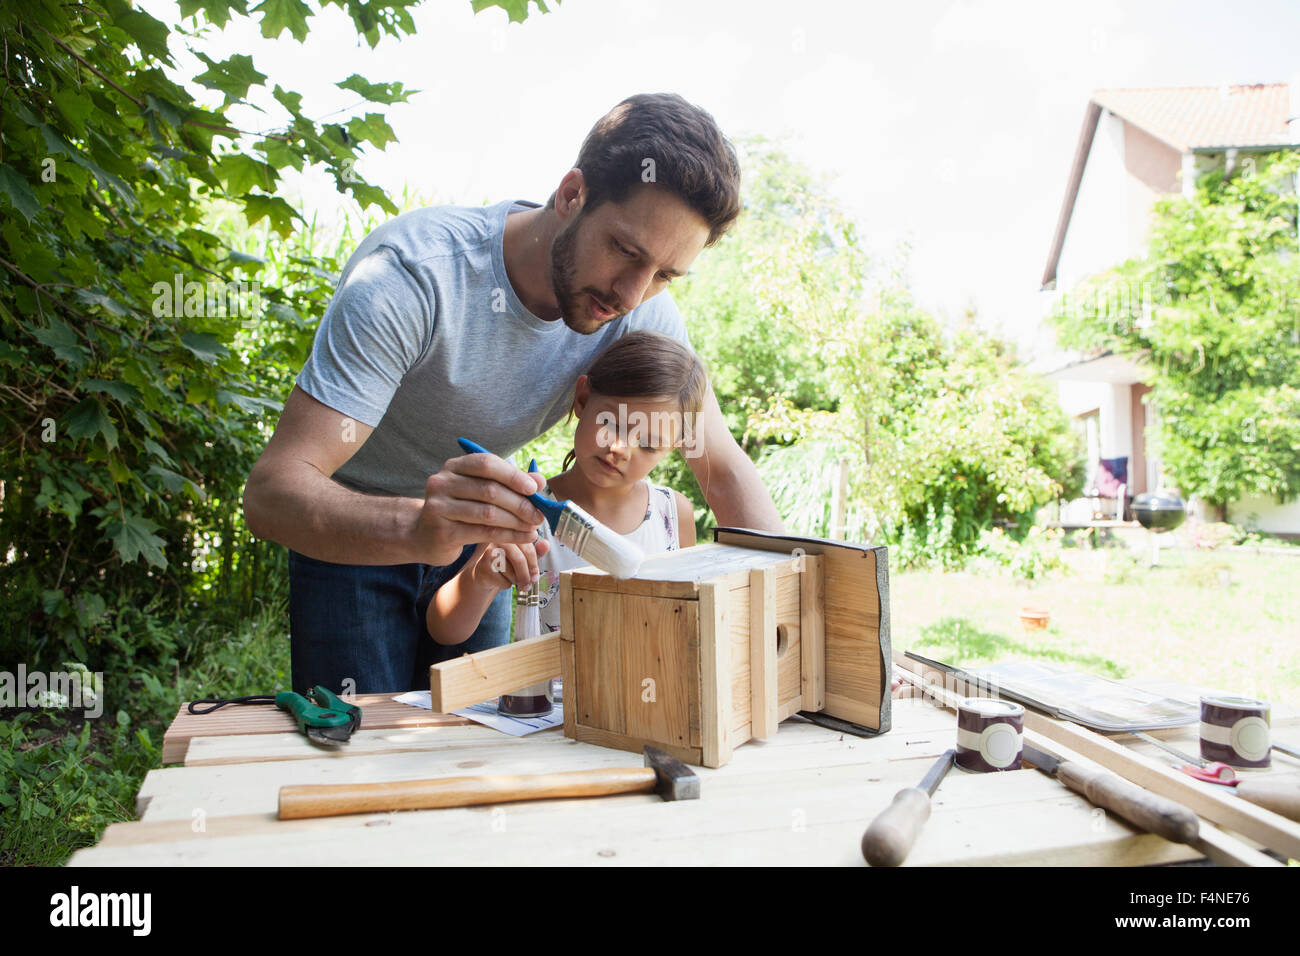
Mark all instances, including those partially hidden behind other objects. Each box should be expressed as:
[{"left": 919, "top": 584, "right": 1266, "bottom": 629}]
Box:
[
  {"left": 750, "top": 567, "right": 778, "bottom": 740},
  {"left": 161, "top": 693, "right": 471, "bottom": 765},
  {"left": 573, "top": 589, "right": 627, "bottom": 734},
  {"left": 714, "top": 529, "right": 888, "bottom": 733},
  {"left": 560, "top": 573, "right": 577, "bottom": 740},
  {"left": 774, "top": 563, "right": 802, "bottom": 713},
  {"left": 800, "top": 553, "right": 825, "bottom": 712},
  {"left": 184, "top": 723, "right": 503, "bottom": 767},
  {"left": 894, "top": 652, "right": 1300, "bottom": 860},
  {"left": 699, "top": 582, "right": 732, "bottom": 768},
  {"left": 727, "top": 583, "right": 751, "bottom": 738},
  {"left": 428, "top": 633, "right": 562, "bottom": 712},
  {"left": 622, "top": 597, "right": 697, "bottom": 751},
  {"left": 1191, "top": 823, "right": 1285, "bottom": 867}
]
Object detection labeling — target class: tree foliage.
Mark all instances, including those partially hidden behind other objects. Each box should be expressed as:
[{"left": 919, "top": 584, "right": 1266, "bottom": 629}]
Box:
[
  {"left": 1049, "top": 151, "right": 1300, "bottom": 508},
  {"left": 0, "top": 0, "right": 544, "bottom": 662}
]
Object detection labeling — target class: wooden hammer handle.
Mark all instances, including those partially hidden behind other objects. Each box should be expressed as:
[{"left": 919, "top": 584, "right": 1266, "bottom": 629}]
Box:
[
  {"left": 1056, "top": 759, "right": 1199, "bottom": 844},
  {"left": 861, "top": 787, "right": 932, "bottom": 867},
  {"left": 278, "top": 767, "right": 657, "bottom": 820}
]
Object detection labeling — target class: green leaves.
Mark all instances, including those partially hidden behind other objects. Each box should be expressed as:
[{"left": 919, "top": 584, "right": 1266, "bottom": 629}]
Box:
[
  {"left": 194, "top": 52, "right": 268, "bottom": 103},
  {"left": 64, "top": 398, "right": 119, "bottom": 450},
  {"left": 336, "top": 74, "right": 417, "bottom": 105},
  {"left": 180, "top": 331, "right": 230, "bottom": 364},
  {"left": 0, "top": 164, "right": 41, "bottom": 221},
  {"left": 253, "top": 0, "right": 312, "bottom": 41},
  {"left": 102, "top": 511, "right": 167, "bottom": 568},
  {"left": 472, "top": 0, "right": 558, "bottom": 23},
  {"left": 241, "top": 195, "right": 300, "bottom": 237}
]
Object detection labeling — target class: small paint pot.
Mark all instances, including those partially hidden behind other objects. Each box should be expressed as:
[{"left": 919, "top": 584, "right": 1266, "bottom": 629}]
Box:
[
  {"left": 1200, "top": 695, "right": 1270, "bottom": 768},
  {"left": 499, "top": 680, "right": 554, "bottom": 718},
  {"left": 956, "top": 698, "right": 1024, "bottom": 772}
]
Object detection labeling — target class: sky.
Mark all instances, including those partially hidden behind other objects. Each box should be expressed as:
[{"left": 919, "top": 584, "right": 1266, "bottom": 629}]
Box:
[{"left": 141, "top": 0, "right": 1300, "bottom": 352}]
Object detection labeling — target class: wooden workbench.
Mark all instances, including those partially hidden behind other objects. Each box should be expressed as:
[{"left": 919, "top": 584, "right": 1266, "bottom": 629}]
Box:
[{"left": 68, "top": 690, "right": 1299, "bottom": 866}]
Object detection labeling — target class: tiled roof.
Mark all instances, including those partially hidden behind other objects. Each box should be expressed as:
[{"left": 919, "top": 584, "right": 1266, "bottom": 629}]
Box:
[{"left": 1092, "top": 84, "right": 1296, "bottom": 151}]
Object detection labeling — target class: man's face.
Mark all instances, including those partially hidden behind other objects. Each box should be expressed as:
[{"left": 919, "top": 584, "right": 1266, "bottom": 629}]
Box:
[{"left": 550, "top": 184, "right": 710, "bottom": 334}]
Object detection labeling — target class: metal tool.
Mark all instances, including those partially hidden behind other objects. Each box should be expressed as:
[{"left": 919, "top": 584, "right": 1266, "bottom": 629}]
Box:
[
  {"left": 1271, "top": 741, "right": 1300, "bottom": 760},
  {"left": 1022, "top": 743, "right": 1199, "bottom": 844},
  {"left": 277, "top": 744, "right": 699, "bottom": 820},
  {"left": 861, "top": 749, "right": 956, "bottom": 867},
  {"left": 189, "top": 685, "right": 361, "bottom": 747},
  {"left": 1129, "top": 730, "right": 1237, "bottom": 781}
]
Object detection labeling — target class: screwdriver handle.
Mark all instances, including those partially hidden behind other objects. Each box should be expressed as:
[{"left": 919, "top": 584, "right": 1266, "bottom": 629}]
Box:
[
  {"left": 861, "top": 787, "right": 932, "bottom": 867},
  {"left": 1056, "top": 760, "right": 1199, "bottom": 844},
  {"left": 1236, "top": 780, "right": 1300, "bottom": 822}
]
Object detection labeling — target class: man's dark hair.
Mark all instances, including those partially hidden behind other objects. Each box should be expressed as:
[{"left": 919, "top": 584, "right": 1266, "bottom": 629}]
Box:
[{"left": 557, "top": 93, "right": 741, "bottom": 246}]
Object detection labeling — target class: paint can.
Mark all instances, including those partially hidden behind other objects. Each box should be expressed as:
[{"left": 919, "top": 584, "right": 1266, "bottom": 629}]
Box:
[
  {"left": 956, "top": 698, "right": 1024, "bottom": 772},
  {"left": 1200, "top": 695, "right": 1270, "bottom": 768}
]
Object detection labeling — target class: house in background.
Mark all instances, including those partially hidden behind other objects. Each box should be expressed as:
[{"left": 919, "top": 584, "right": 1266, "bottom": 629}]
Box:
[{"left": 1037, "top": 80, "right": 1300, "bottom": 534}]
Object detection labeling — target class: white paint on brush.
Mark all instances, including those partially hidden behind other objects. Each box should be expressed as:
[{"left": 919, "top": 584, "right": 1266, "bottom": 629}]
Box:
[{"left": 554, "top": 501, "right": 644, "bottom": 579}]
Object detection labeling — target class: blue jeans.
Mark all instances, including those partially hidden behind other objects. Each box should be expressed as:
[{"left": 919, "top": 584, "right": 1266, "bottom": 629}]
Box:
[{"left": 289, "top": 546, "right": 513, "bottom": 694}]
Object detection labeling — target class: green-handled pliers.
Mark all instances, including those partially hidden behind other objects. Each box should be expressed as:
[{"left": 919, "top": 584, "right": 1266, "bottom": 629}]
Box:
[{"left": 275, "top": 685, "right": 361, "bottom": 745}]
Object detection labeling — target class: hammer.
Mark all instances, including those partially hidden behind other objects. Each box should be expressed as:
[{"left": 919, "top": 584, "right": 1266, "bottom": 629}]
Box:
[{"left": 277, "top": 745, "right": 700, "bottom": 820}]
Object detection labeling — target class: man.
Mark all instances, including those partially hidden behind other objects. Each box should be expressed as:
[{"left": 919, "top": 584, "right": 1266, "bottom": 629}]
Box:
[{"left": 243, "top": 93, "right": 784, "bottom": 694}]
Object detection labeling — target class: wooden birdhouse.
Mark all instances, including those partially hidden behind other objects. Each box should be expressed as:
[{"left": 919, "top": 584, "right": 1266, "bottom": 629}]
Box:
[{"left": 430, "top": 528, "right": 891, "bottom": 767}]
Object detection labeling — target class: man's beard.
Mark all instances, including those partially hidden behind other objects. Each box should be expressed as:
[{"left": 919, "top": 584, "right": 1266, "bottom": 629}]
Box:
[{"left": 550, "top": 215, "right": 623, "bottom": 335}]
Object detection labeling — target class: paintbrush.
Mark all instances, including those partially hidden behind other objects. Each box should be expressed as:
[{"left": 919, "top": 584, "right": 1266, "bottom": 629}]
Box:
[{"left": 456, "top": 437, "right": 644, "bottom": 579}]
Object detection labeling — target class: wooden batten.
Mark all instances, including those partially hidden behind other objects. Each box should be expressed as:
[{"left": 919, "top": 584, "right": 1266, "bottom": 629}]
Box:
[
  {"left": 800, "top": 554, "right": 826, "bottom": 711},
  {"left": 429, "top": 633, "right": 562, "bottom": 713},
  {"left": 749, "top": 567, "right": 778, "bottom": 740},
  {"left": 698, "top": 582, "right": 732, "bottom": 768},
  {"left": 559, "top": 575, "right": 577, "bottom": 739},
  {"left": 714, "top": 528, "right": 890, "bottom": 734}
]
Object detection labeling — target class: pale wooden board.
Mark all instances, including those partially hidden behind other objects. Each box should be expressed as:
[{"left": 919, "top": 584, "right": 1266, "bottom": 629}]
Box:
[
  {"left": 161, "top": 694, "right": 471, "bottom": 764},
  {"left": 428, "top": 633, "right": 561, "bottom": 712},
  {"left": 774, "top": 564, "right": 803, "bottom": 710},
  {"left": 699, "top": 582, "right": 731, "bottom": 768},
  {"left": 750, "top": 567, "right": 778, "bottom": 739}
]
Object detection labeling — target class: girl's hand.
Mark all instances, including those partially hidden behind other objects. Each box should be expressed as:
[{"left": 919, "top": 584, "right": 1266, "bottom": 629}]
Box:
[{"left": 468, "top": 538, "right": 551, "bottom": 592}]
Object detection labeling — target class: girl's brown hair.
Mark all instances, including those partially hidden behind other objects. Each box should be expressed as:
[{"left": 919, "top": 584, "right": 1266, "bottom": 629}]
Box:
[{"left": 562, "top": 331, "right": 709, "bottom": 472}]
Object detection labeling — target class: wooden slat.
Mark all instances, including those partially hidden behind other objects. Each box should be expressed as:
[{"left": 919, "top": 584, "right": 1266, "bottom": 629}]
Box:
[
  {"left": 570, "top": 724, "right": 702, "bottom": 766},
  {"left": 573, "top": 589, "right": 627, "bottom": 734},
  {"left": 560, "top": 573, "right": 577, "bottom": 739},
  {"left": 428, "top": 633, "right": 562, "bottom": 712},
  {"left": 621, "top": 597, "right": 697, "bottom": 751},
  {"left": 750, "top": 567, "right": 778, "bottom": 740},
  {"left": 774, "top": 563, "right": 803, "bottom": 714},
  {"left": 800, "top": 553, "right": 825, "bottom": 712},
  {"left": 161, "top": 693, "right": 471, "bottom": 765},
  {"left": 699, "top": 582, "right": 731, "bottom": 768}
]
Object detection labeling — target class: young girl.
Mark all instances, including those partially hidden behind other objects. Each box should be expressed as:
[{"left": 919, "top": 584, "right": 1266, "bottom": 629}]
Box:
[{"left": 426, "top": 330, "right": 706, "bottom": 644}]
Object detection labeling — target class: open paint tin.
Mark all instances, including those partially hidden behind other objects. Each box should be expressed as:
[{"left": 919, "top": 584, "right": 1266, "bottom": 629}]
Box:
[
  {"left": 1200, "top": 695, "right": 1270, "bottom": 768},
  {"left": 956, "top": 698, "right": 1024, "bottom": 772}
]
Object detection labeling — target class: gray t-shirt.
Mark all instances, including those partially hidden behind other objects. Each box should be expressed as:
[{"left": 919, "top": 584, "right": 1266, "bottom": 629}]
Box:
[{"left": 296, "top": 199, "right": 690, "bottom": 498}]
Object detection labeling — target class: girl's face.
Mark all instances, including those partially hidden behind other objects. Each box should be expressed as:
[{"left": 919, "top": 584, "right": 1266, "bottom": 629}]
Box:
[{"left": 571, "top": 376, "right": 686, "bottom": 490}]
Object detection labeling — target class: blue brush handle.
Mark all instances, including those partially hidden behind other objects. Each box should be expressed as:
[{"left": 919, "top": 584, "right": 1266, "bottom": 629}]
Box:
[{"left": 457, "top": 437, "right": 564, "bottom": 532}]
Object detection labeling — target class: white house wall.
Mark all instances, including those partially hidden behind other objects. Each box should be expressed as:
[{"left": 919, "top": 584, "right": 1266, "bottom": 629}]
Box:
[
  {"left": 1227, "top": 495, "right": 1300, "bottom": 536},
  {"left": 1055, "top": 110, "right": 1136, "bottom": 291}
]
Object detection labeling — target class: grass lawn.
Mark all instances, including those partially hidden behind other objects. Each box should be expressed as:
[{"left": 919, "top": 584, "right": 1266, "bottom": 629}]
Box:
[{"left": 892, "top": 542, "right": 1300, "bottom": 708}]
